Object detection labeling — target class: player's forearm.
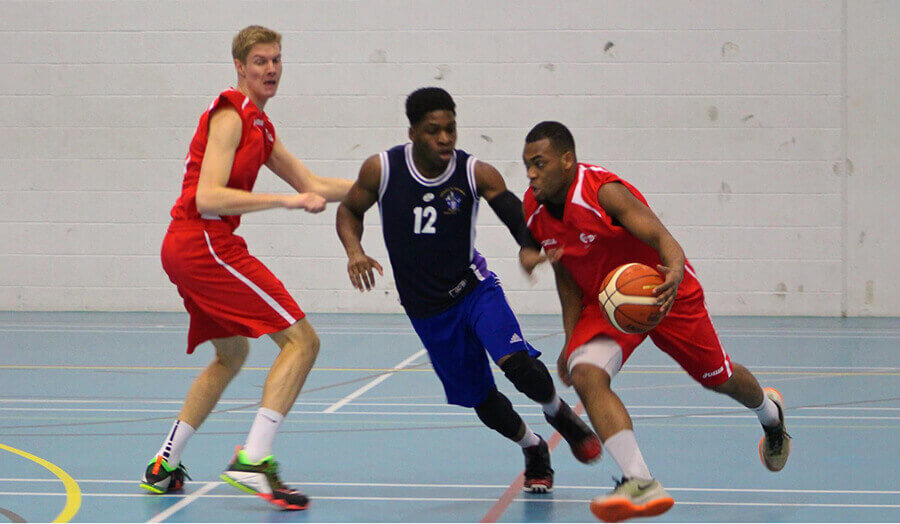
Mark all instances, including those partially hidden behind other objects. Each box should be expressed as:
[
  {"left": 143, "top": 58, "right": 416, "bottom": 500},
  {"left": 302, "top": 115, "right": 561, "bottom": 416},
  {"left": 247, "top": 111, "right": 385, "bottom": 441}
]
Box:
[
  {"left": 335, "top": 203, "right": 366, "bottom": 256},
  {"left": 309, "top": 177, "right": 354, "bottom": 203},
  {"left": 554, "top": 267, "right": 583, "bottom": 344},
  {"left": 195, "top": 186, "right": 285, "bottom": 215},
  {"left": 487, "top": 191, "right": 542, "bottom": 250},
  {"left": 656, "top": 234, "right": 686, "bottom": 273}
]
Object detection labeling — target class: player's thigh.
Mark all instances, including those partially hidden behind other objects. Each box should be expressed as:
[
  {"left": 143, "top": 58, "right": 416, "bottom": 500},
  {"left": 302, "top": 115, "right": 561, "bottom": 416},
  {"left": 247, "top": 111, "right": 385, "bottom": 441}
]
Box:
[
  {"left": 650, "top": 296, "right": 732, "bottom": 387},
  {"left": 568, "top": 336, "right": 624, "bottom": 386},
  {"left": 467, "top": 279, "right": 539, "bottom": 363},
  {"left": 210, "top": 336, "right": 249, "bottom": 370}
]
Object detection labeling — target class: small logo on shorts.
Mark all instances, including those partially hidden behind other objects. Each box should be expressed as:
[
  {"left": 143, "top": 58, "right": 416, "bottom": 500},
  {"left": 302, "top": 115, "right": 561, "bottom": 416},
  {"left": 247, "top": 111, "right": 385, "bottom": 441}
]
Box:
[
  {"left": 509, "top": 333, "right": 523, "bottom": 344},
  {"left": 701, "top": 366, "right": 725, "bottom": 379}
]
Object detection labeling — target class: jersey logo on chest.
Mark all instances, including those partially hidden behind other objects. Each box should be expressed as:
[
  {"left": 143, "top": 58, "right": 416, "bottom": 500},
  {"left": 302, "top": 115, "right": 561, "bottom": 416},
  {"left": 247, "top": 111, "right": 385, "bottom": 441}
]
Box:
[{"left": 439, "top": 187, "right": 466, "bottom": 215}]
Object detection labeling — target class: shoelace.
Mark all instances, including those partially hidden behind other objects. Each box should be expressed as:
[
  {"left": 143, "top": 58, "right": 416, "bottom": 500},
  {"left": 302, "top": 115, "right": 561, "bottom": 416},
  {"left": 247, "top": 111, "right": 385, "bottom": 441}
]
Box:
[{"left": 262, "top": 460, "right": 288, "bottom": 490}]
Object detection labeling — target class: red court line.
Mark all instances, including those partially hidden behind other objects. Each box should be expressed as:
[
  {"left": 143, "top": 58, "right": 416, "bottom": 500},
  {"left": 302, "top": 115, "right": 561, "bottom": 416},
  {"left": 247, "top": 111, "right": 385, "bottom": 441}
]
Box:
[{"left": 480, "top": 402, "right": 586, "bottom": 523}]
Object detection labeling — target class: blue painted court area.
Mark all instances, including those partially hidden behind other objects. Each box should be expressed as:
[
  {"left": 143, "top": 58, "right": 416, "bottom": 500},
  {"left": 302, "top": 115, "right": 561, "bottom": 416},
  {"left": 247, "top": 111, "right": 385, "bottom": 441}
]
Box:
[{"left": 1, "top": 312, "right": 898, "bottom": 522}]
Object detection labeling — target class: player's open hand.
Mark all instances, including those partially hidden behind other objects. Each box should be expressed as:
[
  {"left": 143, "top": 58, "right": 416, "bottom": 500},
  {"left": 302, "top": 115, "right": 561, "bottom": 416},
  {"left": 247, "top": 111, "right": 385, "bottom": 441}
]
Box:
[
  {"left": 518, "top": 247, "right": 561, "bottom": 276},
  {"left": 284, "top": 193, "right": 326, "bottom": 213},
  {"left": 347, "top": 252, "right": 383, "bottom": 292},
  {"left": 556, "top": 347, "right": 572, "bottom": 387},
  {"left": 653, "top": 264, "right": 684, "bottom": 314}
]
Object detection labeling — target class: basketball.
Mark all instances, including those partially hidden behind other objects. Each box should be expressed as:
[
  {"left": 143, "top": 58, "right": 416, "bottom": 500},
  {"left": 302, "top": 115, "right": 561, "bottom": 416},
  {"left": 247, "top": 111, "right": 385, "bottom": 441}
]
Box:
[{"left": 599, "top": 263, "right": 666, "bottom": 334}]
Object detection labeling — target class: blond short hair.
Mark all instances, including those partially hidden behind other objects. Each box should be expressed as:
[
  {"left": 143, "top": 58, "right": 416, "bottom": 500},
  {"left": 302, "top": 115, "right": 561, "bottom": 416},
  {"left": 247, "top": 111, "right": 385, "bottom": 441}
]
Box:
[{"left": 231, "top": 25, "right": 282, "bottom": 63}]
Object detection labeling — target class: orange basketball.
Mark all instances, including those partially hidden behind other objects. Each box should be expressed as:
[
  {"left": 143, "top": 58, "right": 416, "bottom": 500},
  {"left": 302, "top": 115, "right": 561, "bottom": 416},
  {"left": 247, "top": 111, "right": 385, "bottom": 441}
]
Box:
[{"left": 599, "top": 263, "right": 666, "bottom": 334}]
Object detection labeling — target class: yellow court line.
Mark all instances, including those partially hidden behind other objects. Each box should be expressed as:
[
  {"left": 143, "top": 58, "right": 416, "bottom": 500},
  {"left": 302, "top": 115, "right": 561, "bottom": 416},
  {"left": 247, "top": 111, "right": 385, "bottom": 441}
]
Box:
[
  {"left": 0, "top": 443, "right": 81, "bottom": 522},
  {"left": 0, "top": 364, "right": 898, "bottom": 377}
]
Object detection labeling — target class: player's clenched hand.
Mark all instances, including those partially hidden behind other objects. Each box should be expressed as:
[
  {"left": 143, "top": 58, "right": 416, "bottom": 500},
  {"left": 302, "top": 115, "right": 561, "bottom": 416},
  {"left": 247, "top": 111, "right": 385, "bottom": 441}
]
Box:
[
  {"left": 347, "top": 252, "right": 383, "bottom": 292},
  {"left": 283, "top": 193, "right": 326, "bottom": 213},
  {"left": 518, "top": 247, "right": 561, "bottom": 277},
  {"left": 556, "top": 347, "right": 572, "bottom": 387},
  {"left": 653, "top": 264, "right": 684, "bottom": 314}
]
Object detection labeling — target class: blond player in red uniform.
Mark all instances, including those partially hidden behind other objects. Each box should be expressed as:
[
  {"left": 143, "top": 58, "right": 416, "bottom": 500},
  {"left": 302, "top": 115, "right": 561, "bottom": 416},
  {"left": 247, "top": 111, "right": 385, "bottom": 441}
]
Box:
[
  {"left": 139, "top": 26, "right": 351, "bottom": 510},
  {"left": 518, "top": 122, "right": 791, "bottom": 522}
]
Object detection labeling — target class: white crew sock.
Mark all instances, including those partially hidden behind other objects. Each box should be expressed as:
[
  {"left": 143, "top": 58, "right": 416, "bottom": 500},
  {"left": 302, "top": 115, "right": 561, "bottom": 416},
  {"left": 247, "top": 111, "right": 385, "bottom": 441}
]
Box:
[
  {"left": 541, "top": 394, "right": 563, "bottom": 417},
  {"left": 243, "top": 407, "right": 284, "bottom": 463},
  {"left": 516, "top": 426, "right": 541, "bottom": 448},
  {"left": 156, "top": 419, "right": 195, "bottom": 466},
  {"left": 604, "top": 429, "right": 652, "bottom": 480},
  {"left": 753, "top": 392, "right": 781, "bottom": 428}
]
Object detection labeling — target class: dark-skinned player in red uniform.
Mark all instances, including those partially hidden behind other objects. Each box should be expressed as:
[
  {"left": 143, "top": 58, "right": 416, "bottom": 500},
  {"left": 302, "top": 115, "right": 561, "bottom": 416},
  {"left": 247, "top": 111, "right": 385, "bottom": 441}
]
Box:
[{"left": 518, "top": 121, "right": 791, "bottom": 522}]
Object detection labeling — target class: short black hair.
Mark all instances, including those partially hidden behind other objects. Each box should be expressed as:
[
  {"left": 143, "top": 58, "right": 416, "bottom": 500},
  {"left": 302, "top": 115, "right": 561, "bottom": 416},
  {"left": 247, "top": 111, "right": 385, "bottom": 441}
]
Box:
[
  {"left": 406, "top": 87, "right": 456, "bottom": 126},
  {"left": 525, "top": 121, "right": 576, "bottom": 156}
]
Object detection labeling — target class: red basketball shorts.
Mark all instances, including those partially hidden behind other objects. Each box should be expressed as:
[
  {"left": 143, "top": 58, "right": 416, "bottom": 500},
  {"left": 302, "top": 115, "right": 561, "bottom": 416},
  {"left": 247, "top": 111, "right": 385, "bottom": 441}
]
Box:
[
  {"left": 566, "top": 285, "right": 732, "bottom": 387},
  {"left": 161, "top": 220, "right": 304, "bottom": 354}
]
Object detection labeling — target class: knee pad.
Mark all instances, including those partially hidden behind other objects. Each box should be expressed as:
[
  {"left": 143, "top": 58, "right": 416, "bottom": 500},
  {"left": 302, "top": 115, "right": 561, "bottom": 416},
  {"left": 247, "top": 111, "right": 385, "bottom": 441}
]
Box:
[
  {"left": 474, "top": 388, "right": 523, "bottom": 440},
  {"left": 500, "top": 351, "right": 556, "bottom": 403}
]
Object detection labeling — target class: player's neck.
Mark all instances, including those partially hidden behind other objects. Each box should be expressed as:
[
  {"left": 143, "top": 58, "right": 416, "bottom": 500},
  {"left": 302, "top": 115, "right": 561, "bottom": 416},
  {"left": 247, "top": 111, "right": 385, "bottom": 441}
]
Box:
[
  {"left": 236, "top": 85, "right": 268, "bottom": 111},
  {"left": 411, "top": 148, "right": 445, "bottom": 179}
]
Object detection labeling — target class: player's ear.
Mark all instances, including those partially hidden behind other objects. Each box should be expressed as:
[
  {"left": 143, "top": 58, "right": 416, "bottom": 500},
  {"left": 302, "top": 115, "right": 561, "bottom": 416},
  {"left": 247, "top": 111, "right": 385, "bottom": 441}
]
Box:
[
  {"left": 234, "top": 58, "right": 245, "bottom": 78},
  {"left": 562, "top": 150, "right": 575, "bottom": 170},
  {"left": 408, "top": 126, "right": 415, "bottom": 142}
]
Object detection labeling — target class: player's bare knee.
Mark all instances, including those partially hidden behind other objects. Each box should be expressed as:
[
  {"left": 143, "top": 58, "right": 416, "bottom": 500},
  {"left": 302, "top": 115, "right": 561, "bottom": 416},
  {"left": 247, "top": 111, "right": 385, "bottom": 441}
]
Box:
[
  {"left": 706, "top": 374, "right": 736, "bottom": 394},
  {"left": 570, "top": 364, "right": 612, "bottom": 394}
]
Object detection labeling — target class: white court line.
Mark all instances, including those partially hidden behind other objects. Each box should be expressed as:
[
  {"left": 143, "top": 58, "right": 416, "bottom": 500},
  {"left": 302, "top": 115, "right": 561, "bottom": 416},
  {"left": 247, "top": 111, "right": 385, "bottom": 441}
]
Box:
[
  {"left": 4, "top": 407, "right": 900, "bottom": 420},
  {"left": 322, "top": 349, "right": 427, "bottom": 413},
  {"left": 2, "top": 492, "right": 899, "bottom": 509},
  {"left": 2, "top": 479, "right": 899, "bottom": 495},
  {"left": 145, "top": 481, "right": 220, "bottom": 523},
  {"left": 3, "top": 400, "right": 898, "bottom": 412}
]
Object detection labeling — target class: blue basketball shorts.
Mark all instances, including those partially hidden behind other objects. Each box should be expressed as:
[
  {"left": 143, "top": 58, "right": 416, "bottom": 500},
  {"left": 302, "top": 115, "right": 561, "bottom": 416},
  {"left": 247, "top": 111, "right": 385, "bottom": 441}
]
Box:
[{"left": 409, "top": 276, "right": 540, "bottom": 408}]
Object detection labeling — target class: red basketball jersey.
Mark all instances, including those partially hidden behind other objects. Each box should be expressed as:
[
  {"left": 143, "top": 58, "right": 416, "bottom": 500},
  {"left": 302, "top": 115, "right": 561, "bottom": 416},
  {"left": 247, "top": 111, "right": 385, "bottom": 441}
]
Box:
[
  {"left": 524, "top": 163, "right": 700, "bottom": 306},
  {"left": 170, "top": 88, "right": 277, "bottom": 231}
]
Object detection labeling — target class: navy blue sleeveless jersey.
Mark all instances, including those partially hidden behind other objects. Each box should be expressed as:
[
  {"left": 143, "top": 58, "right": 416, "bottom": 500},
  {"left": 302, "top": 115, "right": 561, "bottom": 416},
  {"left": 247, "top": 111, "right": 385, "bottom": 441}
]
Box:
[{"left": 377, "top": 143, "right": 492, "bottom": 318}]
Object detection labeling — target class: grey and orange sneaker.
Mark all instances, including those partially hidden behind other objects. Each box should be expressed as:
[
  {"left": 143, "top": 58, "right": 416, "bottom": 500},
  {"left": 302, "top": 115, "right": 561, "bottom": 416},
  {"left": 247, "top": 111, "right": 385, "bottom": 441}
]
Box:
[
  {"left": 220, "top": 448, "right": 309, "bottom": 510},
  {"left": 759, "top": 387, "right": 792, "bottom": 472},
  {"left": 590, "top": 477, "right": 674, "bottom": 522},
  {"left": 140, "top": 455, "right": 190, "bottom": 494}
]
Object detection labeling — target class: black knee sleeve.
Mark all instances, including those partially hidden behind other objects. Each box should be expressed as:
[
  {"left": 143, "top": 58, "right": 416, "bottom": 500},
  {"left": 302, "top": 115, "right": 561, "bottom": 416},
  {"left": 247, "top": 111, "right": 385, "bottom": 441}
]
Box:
[
  {"left": 500, "top": 351, "right": 556, "bottom": 404},
  {"left": 474, "top": 388, "right": 524, "bottom": 440}
]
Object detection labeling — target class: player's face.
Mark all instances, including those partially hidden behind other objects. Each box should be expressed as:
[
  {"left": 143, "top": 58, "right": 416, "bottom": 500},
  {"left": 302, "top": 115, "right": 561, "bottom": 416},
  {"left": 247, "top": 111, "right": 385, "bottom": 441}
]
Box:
[
  {"left": 235, "top": 43, "right": 282, "bottom": 102},
  {"left": 523, "top": 138, "right": 573, "bottom": 204},
  {"left": 409, "top": 110, "right": 457, "bottom": 172}
]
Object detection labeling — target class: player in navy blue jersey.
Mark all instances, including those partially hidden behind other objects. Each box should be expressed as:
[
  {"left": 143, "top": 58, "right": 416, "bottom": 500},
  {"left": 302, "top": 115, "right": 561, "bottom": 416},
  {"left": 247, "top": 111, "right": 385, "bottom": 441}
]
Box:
[{"left": 336, "top": 87, "right": 601, "bottom": 492}]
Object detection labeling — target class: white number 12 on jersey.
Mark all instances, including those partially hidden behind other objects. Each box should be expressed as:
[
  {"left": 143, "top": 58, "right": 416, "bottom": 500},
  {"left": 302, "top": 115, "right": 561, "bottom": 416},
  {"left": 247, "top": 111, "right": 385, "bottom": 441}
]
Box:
[{"left": 413, "top": 206, "right": 437, "bottom": 234}]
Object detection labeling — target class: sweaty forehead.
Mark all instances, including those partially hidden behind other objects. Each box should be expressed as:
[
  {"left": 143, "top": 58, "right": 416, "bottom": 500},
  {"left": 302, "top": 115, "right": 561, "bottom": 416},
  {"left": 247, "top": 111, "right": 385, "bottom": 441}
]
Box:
[{"left": 524, "top": 138, "right": 555, "bottom": 158}]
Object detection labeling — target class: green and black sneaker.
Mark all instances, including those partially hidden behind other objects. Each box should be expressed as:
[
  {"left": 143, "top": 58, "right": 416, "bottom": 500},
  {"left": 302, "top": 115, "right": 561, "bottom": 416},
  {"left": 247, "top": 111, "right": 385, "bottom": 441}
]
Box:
[
  {"left": 140, "top": 456, "right": 190, "bottom": 494},
  {"left": 220, "top": 447, "right": 309, "bottom": 510}
]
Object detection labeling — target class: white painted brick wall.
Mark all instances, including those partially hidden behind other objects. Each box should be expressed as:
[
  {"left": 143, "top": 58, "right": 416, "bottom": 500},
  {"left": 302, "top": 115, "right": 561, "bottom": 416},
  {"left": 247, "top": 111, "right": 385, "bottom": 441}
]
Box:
[{"left": 0, "top": 1, "right": 896, "bottom": 316}]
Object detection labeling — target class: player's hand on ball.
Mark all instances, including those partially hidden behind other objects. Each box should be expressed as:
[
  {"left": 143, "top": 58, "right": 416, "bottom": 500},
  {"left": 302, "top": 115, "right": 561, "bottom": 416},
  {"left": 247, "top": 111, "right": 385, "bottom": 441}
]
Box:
[
  {"left": 347, "top": 252, "right": 383, "bottom": 292},
  {"left": 653, "top": 264, "right": 684, "bottom": 314}
]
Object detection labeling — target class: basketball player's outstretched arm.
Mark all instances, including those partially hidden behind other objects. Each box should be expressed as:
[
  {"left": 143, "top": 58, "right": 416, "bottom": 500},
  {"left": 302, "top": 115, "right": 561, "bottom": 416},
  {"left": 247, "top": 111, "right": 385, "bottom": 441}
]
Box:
[
  {"left": 551, "top": 261, "right": 583, "bottom": 387},
  {"left": 336, "top": 155, "right": 383, "bottom": 292},
  {"left": 597, "top": 182, "right": 685, "bottom": 313},
  {"left": 266, "top": 138, "right": 353, "bottom": 202},
  {"left": 473, "top": 161, "right": 550, "bottom": 273},
  {"left": 196, "top": 107, "right": 325, "bottom": 215}
]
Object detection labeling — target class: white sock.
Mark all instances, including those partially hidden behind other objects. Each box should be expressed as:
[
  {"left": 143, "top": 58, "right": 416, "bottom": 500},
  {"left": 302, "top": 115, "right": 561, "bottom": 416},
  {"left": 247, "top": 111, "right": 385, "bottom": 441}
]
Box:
[
  {"left": 243, "top": 407, "right": 284, "bottom": 463},
  {"left": 604, "top": 429, "right": 652, "bottom": 480},
  {"left": 752, "top": 392, "right": 781, "bottom": 428},
  {"left": 541, "top": 394, "right": 563, "bottom": 417},
  {"left": 516, "top": 426, "right": 541, "bottom": 448},
  {"left": 156, "top": 419, "right": 195, "bottom": 466}
]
